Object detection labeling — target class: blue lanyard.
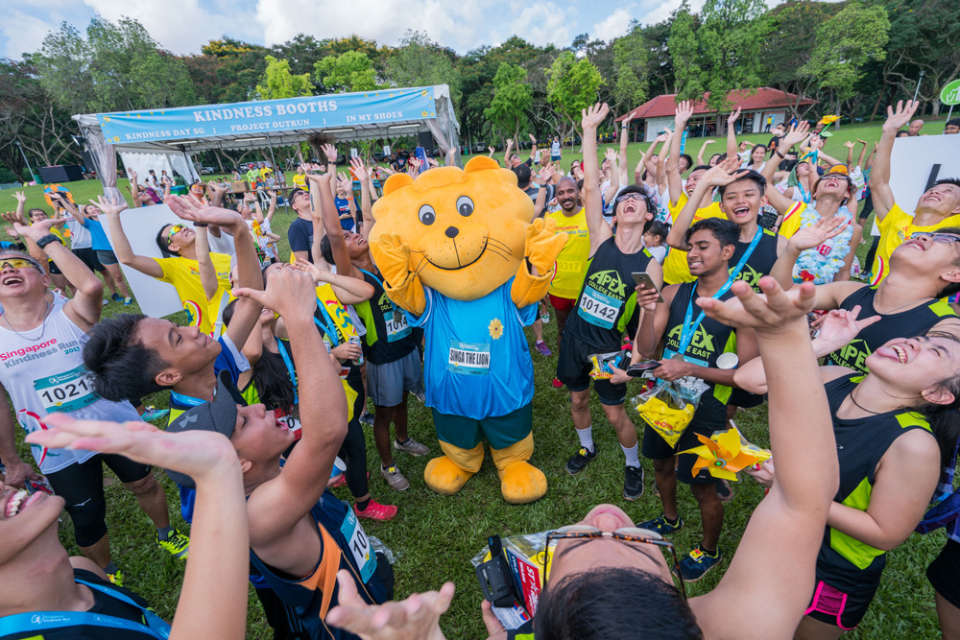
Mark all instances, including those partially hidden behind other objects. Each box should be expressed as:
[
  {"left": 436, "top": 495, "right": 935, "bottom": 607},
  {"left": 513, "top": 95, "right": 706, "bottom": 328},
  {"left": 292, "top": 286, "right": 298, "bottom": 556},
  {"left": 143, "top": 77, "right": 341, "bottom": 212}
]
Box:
[
  {"left": 676, "top": 228, "right": 762, "bottom": 357},
  {"left": 276, "top": 340, "right": 298, "bottom": 405},
  {"left": 169, "top": 390, "right": 208, "bottom": 408}
]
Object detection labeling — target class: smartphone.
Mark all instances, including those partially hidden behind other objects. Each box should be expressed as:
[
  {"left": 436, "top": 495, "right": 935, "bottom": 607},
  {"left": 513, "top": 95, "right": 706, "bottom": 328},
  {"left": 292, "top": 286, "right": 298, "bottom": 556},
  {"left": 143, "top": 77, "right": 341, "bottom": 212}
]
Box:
[
  {"left": 631, "top": 271, "right": 664, "bottom": 302},
  {"left": 627, "top": 360, "right": 661, "bottom": 377}
]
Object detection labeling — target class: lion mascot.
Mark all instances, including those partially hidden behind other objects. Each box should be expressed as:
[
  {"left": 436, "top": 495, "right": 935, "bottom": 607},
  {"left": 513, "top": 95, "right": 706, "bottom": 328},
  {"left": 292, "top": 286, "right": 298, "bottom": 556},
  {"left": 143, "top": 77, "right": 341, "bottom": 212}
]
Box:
[{"left": 368, "top": 156, "right": 566, "bottom": 503}]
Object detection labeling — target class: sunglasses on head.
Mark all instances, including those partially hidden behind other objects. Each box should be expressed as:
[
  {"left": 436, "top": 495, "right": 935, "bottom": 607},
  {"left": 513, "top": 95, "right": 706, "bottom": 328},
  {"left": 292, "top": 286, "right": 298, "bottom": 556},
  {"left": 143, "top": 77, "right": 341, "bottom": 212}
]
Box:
[
  {"left": 544, "top": 524, "right": 687, "bottom": 600},
  {"left": 910, "top": 231, "right": 960, "bottom": 245},
  {"left": 0, "top": 257, "right": 43, "bottom": 273}
]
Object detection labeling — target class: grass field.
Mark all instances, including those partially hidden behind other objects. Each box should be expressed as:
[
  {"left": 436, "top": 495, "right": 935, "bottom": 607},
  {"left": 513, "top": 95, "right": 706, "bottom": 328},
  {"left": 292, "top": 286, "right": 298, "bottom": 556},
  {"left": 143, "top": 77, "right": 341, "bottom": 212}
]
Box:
[{"left": 2, "top": 118, "right": 953, "bottom": 638}]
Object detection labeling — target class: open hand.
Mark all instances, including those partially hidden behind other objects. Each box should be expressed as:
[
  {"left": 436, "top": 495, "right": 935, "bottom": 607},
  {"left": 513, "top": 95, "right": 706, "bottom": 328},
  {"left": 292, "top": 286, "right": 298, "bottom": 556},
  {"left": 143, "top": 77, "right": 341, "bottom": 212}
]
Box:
[
  {"left": 91, "top": 195, "right": 128, "bottom": 217},
  {"left": 28, "top": 413, "right": 240, "bottom": 486},
  {"left": 701, "top": 157, "right": 744, "bottom": 188},
  {"left": 327, "top": 571, "right": 454, "bottom": 640},
  {"left": 350, "top": 157, "right": 369, "bottom": 182},
  {"left": 165, "top": 195, "right": 242, "bottom": 229},
  {"left": 234, "top": 263, "right": 316, "bottom": 321},
  {"left": 675, "top": 99, "right": 695, "bottom": 127},
  {"left": 815, "top": 306, "right": 881, "bottom": 352},
  {"left": 581, "top": 102, "right": 610, "bottom": 131},
  {"left": 787, "top": 215, "right": 848, "bottom": 252},
  {"left": 698, "top": 277, "right": 815, "bottom": 335},
  {"left": 12, "top": 191, "right": 26, "bottom": 205},
  {"left": 883, "top": 100, "right": 919, "bottom": 134},
  {"left": 727, "top": 107, "right": 742, "bottom": 126},
  {"left": 322, "top": 144, "right": 338, "bottom": 164},
  {"left": 781, "top": 121, "right": 811, "bottom": 149},
  {"left": 13, "top": 216, "right": 69, "bottom": 242}
]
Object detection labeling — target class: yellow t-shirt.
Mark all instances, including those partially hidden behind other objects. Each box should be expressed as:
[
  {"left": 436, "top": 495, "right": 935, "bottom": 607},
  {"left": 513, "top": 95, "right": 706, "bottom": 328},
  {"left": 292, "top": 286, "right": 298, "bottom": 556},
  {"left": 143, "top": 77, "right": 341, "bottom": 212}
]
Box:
[
  {"left": 546, "top": 207, "right": 590, "bottom": 299},
  {"left": 154, "top": 253, "right": 232, "bottom": 334},
  {"left": 293, "top": 174, "right": 307, "bottom": 190},
  {"left": 870, "top": 203, "right": 960, "bottom": 285},
  {"left": 662, "top": 194, "right": 727, "bottom": 284},
  {"left": 314, "top": 283, "right": 360, "bottom": 346},
  {"left": 774, "top": 201, "right": 807, "bottom": 240}
]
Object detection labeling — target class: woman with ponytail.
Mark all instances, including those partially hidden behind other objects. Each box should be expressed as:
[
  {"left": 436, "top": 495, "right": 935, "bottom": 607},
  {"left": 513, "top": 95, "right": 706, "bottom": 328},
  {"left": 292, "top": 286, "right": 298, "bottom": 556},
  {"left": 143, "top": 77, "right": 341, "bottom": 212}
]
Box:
[{"left": 736, "top": 316, "right": 960, "bottom": 638}]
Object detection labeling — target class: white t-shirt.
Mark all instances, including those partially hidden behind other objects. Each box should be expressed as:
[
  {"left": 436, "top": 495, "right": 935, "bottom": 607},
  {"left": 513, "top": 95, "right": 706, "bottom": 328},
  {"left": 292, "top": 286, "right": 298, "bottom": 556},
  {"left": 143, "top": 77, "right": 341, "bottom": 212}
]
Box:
[
  {"left": 67, "top": 219, "right": 92, "bottom": 250},
  {"left": 551, "top": 141, "right": 561, "bottom": 156},
  {"left": 0, "top": 297, "right": 141, "bottom": 473}
]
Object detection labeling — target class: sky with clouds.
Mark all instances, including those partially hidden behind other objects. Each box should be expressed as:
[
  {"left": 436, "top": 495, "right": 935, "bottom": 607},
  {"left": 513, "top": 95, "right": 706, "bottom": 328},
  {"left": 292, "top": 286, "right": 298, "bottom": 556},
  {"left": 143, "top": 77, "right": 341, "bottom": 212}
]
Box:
[{"left": 1, "top": 0, "right": 749, "bottom": 60}]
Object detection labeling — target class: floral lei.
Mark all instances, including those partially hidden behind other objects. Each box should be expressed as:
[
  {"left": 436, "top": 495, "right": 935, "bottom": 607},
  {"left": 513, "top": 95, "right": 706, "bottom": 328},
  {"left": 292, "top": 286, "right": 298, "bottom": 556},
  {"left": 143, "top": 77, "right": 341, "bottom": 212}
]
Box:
[{"left": 793, "top": 203, "right": 854, "bottom": 285}]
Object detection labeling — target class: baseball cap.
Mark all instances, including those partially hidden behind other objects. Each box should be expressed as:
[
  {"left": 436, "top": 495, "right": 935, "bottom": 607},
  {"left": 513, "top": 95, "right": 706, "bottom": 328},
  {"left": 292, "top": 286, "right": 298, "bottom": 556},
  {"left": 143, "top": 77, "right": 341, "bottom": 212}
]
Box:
[{"left": 164, "top": 379, "right": 238, "bottom": 488}]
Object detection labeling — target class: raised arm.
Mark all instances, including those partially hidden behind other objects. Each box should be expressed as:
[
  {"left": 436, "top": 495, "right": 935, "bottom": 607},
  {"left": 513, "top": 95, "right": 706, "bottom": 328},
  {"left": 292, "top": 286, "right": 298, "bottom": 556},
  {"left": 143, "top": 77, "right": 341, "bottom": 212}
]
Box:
[
  {"left": 29, "top": 414, "right": 248, "bottom": 640},
  {"left": 667, "top": 100, "right": 695, "bottom": 207},
  {"left": 12, "top": 190, "right": 26, "bottom": 222},
  {"left": 764, "top": 121, "right": 810, "bottom": 215},
  {"left": 618, "top": 116, "right": 632, "bottom": 186},
  {"left": 94, "top": 195, "right": 164, "bottom": 278},
  {"left": 528, "top": 134, "right": 538, "bottom": 163},
  {"left": 238, "top": 267, "right": 347, "bottom": 543},
  {"left": 696, "top": 139, "right": 714, "bottom": 166},
  {"left": 16, "top": 217, "right": 103, "bottom": 329},
  {"left": 308, "top": 155, "right": 360, "bottom": 281},
  {"left": 870, "top": 100, "right": 918, "bottom": 220},
  {"left": 503, "top": 138, "right": 514, "bottom": 166},
  {"left": 350, "top": 157, "right": 373, "bottom": 241},
  {"left": 725, "top": 107, "right": 741, "bottom": 160},
  {"left": 581, "top": 103, "right": 614, "bottom": 252},
  {"left": 692, "top": 278, "right": 838, "bottom": 638},
  {"left": 603, "top": 148, "right": 621, "bottom": 204},
  {"left": 193, "top": 225, "right": 219, "bottom": 301},
  {"left": 292, "top": 259, "right": 373, "bottom": 305},
  {"left": 855, "top": 139, "right": 869, "bottom": 169}
]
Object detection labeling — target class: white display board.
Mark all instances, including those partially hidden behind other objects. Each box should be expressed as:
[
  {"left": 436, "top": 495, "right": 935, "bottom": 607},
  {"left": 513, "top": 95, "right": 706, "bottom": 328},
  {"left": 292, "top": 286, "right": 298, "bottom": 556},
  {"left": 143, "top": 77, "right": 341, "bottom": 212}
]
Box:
[
  {"left": 101, "top": 204, "right": 195, "bottom": 319},
  {"left": 888, "top": 134, "right": 960, "bottom": 214}
]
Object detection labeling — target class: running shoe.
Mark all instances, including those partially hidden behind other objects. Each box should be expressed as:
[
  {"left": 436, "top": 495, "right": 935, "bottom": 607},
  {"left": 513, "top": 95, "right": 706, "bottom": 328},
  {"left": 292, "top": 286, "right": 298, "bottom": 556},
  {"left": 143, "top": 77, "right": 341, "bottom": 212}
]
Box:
[
  {"left": 141, "top": 407, "right": 169, "bottom": 422},
  {"left": 565, "top": 446, "right": 597, "bottom": 475},
  {"left": 106, "top": 568, "right": 125, "bottom": 586},
  {"left": 394, "top": 437, "right": 429, "bottom": 456},
  {"left": 328, "top": 473, "right": 347, "bottom": 488},
  {"left": 156, "top": 528, "right": 190, "bottom": 560},
  {"left": 359, "top": 412, "right": 374, "bottom": 426},
  {"left": 541, "top": 310, "right": 550, "bottom": 324},
  {"left": 678, "top": 544, "right": 722, "bottom": 582},
  {"left": 381, "top": 464, "right": 410, "bottom": 491},
  {"left": 535, "top": 340, "right": 552, "bottom": 357},
  {"left": 123, "top": 297, "right": 133, "bottom": 305},
  {"left": 551, "top": 377, "right": 564, "bottom": 389},
  {"left": 623, "top": 465, "right": 645, "bottom": 501},
  {"left": 355, "top": 500, "right": 398, "bottom": 521},
  {"left": 411, "top": 389, "right": 425, "bottom": 403},
  {"left": 636, "top": 514, "right": 684, "bottom": 535},
  {"left": 112, "top": 293, "right": 123, "bottom": 302}
]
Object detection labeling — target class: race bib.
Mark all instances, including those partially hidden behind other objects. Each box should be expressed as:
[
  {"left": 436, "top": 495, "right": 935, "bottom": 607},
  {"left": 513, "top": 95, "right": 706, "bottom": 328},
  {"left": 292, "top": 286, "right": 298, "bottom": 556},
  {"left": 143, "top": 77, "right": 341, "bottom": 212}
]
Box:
[
  {"left": 448, "top": 341, "right": 491, "bottom": 375},
  {"left": 34, "top": 365, "right": 97, "bottom": 413},
  {"left": 576, "top": 286, "right": 621, "bottom": 329},
  {"left": 339, "top": 508, "right": 377, "bottom": 582},
  {"left": 385, "top": 310, "right": 411, "bottom": 342}
]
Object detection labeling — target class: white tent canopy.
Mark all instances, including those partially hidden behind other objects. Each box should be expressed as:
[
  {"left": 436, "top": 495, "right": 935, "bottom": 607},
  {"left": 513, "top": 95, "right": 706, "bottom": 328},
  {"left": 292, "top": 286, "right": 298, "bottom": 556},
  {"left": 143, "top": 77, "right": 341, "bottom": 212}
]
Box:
[{"left": 73, "top": 85, "right": 460, "bottom": 199}]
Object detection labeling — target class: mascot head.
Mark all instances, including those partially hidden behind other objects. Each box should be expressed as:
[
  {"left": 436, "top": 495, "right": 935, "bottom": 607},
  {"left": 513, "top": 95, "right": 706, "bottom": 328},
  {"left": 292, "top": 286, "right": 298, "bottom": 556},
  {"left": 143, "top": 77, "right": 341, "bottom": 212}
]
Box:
[{"left": 369, "top": 156, "right": 534, "bottom": 301}]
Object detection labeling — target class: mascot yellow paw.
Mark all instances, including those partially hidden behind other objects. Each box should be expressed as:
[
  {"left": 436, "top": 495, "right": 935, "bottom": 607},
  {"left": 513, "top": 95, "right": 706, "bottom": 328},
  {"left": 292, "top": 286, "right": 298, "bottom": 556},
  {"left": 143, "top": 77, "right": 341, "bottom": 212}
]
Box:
[
  {"left": 424, "top": 455, "right": 476, "bottom": 496},
  {"left": 498, "top": 461, "right": 547, "bottom": 504}
]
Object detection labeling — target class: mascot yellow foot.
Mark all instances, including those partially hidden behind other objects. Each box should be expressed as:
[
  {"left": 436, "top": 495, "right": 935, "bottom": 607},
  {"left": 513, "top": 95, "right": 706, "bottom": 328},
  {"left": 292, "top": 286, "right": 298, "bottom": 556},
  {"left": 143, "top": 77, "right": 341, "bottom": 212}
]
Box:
[
  {"left": 424, "top": 442, "right": 484, "bottom": 496},
  {"left": 492, "top": 434, "right": 547, "bottom": 504}
]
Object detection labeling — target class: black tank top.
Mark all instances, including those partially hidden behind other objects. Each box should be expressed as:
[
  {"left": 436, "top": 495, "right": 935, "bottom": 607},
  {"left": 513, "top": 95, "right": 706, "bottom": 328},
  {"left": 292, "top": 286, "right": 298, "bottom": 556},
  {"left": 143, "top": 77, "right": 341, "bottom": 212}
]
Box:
[
  {"left": 662, "top": 281, "right": 738, "bottom": 426},
  {"left": 567, "top": 236, "right": 653, "bottom": 350},
  {"left": 816, "top": 375, "right": 934, "bottom": 583},
  {"left": 730, "top": 228, "right": 779, "bottom": 292},
  {"left": 828, "top": 287, "right": 957, "bottom": 374}
]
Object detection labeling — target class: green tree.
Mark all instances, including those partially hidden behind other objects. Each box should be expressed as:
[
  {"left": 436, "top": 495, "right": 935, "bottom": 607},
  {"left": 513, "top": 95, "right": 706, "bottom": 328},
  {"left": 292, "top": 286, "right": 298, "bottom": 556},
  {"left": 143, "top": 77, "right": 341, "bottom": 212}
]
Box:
[
  {"left": 800, "top": 1, "right": 889, "bottom": 115},
  {"left": 483, "top": 63, "right": 532, "bottom": 141},
  {"left": 668, "top": 1, "right": 704, "bottom": 99},
  {"left": 256, "top": 55, "right": 313, "bottom": 100},
  {"left": 611, "top": 30, "right": 648, "bottom": 116},
  {"left": 546, "top": 51, "right": 604, "bottom": 143},
  {"left": 185, "top": 38, "right": 270, "bottom": 103},
  {"left": 385, "top": 31, "right": 462, "bottom": 107},
  {"left": 699, "top": 0, "right": 770, "bottom": 111},
  {"left": 314, "top": 50, "right": 378, "bottom": 93}
]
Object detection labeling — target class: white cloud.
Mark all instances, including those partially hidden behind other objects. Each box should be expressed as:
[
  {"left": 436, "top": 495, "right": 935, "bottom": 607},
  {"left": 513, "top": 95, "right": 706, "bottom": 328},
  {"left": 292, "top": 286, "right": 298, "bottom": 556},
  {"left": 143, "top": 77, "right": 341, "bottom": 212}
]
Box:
[
  {"left": 82, "top": 0, "right": 262, "bottom": 53},
  {"left": 501, "top": 2, "right": 575, "bottom": 49},
  {"left": 0, "top": 9, "right": 60, "bottom": 58},
  {"left": 592, "top": 7, "right": 634, "bottom": 42}
]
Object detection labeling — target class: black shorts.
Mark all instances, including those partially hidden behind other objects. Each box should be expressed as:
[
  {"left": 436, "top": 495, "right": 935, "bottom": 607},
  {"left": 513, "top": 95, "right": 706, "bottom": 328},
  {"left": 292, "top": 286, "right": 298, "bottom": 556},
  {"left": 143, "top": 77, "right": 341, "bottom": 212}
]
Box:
[
  {"left": 47, "top": 454, "right": 152, "bottom": 547},
  {"left": 805, "top": 575, "right": 881, "bottom": 630},
  {"left": 729, "top": 388, "right": 765, "bottom": 409},
  {"left": 641, "top": 418, "right": 725, "bottom": 485},
  {"left": 95, "top": 249, "right": 119, "bottom": 266},
  {"left": 929, "top": 538, "right": 960, "bottom": 609},
  {"left": 556, "top": 329, "right": 626, "bottom": 405},
  {"left": 73, "top": 247, "right": 105, "bottom": 272}
]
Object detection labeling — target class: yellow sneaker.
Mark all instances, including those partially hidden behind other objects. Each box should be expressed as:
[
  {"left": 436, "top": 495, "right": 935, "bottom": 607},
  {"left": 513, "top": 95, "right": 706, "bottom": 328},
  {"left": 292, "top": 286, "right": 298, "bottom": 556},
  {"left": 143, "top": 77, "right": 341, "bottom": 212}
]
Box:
[{"left": 156, "top": 528, "right": 190, "bottom": 560}]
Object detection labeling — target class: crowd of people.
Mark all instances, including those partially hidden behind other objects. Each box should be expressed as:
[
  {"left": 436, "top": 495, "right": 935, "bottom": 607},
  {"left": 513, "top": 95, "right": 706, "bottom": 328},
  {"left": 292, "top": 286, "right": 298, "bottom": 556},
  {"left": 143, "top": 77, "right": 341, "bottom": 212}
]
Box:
[{"left": 0, "top": 97, "right": 959, "bottom": 639}]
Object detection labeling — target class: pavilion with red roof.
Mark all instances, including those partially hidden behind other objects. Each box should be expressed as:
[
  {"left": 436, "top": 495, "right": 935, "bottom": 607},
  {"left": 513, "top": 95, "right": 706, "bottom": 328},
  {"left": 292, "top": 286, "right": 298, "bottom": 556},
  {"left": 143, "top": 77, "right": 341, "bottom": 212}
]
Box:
[{"left": 617, "top": 87, "right": 817, "bottom": 141}]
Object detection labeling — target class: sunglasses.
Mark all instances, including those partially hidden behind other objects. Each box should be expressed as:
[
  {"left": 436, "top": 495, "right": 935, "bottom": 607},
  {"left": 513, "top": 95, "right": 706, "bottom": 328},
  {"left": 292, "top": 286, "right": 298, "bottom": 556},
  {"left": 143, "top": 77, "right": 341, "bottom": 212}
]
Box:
[
  {"left": 165, "top": 224, "right": 186, "bottom": 244},
  {"left": 544, "top": 524, "right": 687, "bottom": 600},
  {"left": 0, "top": 258, "right": 43, "bottom": 273},
  {"left": 910, "top": 231, "right": 960, "bottom": 245}
]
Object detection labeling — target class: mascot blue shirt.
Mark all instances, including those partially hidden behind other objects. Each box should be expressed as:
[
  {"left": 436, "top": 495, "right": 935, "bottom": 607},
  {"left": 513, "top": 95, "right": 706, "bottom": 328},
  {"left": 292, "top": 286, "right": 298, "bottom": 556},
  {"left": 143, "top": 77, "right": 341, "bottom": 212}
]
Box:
[{"left": 407, "top": 278, "right": 537, "bottom": 420}]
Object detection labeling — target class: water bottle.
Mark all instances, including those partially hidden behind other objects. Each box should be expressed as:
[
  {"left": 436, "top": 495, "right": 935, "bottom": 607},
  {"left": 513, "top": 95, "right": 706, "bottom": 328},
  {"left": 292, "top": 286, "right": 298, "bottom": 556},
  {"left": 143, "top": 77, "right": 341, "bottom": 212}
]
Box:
[{"left": 349, "top": 335, "right": 364, "bottom": 366}]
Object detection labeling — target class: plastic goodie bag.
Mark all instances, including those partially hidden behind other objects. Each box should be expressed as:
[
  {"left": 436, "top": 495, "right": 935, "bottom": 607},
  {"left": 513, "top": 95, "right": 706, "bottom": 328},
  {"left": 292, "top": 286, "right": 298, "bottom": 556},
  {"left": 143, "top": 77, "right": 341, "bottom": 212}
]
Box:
[
  {"left": 472, "top": 531, "right": 555, "bottom": 632},
  {"left": 634, "top": 363, "right": 709, "bottom": 447}
]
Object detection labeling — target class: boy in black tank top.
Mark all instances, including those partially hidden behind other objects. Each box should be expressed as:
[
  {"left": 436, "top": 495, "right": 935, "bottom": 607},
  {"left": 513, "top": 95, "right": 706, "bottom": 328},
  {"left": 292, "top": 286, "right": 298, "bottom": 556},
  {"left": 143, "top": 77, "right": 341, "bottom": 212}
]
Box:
[
  {"left": 556, "top": 103, "right": 663, "bottom": 503},
  {"left": 772, "top": 224, "right": 960, "bottom": 374},
  {"left": 667, "top": 159, "right": 787, "bottom": 293},
  {"left": 1, "top": 408, "right": 250, "bottom": 640},
  {"left": 634, "top": 219, "right": 758, "bottom": 583}
]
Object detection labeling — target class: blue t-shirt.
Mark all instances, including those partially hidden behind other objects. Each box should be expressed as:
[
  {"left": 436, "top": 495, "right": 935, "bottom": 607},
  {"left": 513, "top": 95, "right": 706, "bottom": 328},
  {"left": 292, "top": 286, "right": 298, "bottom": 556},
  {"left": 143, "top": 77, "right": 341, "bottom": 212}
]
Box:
[
  {"left": 406, "top": 279, "right": 537, "bottom": 419},
  {"left": 287, "top": 217, "right": 314, "bottom": 261},
  {"left": 82, "top": 217, "right": 112, "bottom": 252},
  {"left": 335, "top": 196, "right": 355, "bottom": 231}
]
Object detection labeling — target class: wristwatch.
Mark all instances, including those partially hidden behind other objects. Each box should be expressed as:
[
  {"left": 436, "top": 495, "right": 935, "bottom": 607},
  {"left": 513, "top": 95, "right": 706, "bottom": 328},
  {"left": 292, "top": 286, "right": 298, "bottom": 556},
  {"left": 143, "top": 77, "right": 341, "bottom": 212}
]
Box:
[{"left": 36, "top": 234, "right": 62, "bottom": 249}]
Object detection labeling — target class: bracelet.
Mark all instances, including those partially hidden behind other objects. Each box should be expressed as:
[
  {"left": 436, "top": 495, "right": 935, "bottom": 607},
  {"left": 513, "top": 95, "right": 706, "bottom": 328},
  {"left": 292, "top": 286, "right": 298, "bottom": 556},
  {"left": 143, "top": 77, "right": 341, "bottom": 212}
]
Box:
[
  {"left": 775, "top": 150, "right": 785, "bottom": 159},
  {"left": 36, "top": 234, "right": 62, "bottom": 249},
  {"left": 194, "top": 223, "right": 208, "bottom": 227}
]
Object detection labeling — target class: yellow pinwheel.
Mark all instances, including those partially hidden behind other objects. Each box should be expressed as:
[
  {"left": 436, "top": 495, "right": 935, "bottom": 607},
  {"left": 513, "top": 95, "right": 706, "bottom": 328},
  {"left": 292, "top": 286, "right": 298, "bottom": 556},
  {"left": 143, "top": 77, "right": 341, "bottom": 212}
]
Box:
[
  {"left": 818, "top": 114, "right": 841, "bottom": 126},
  {"left": 680, "top": 425, "right": 771, "bottom": 481}
]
